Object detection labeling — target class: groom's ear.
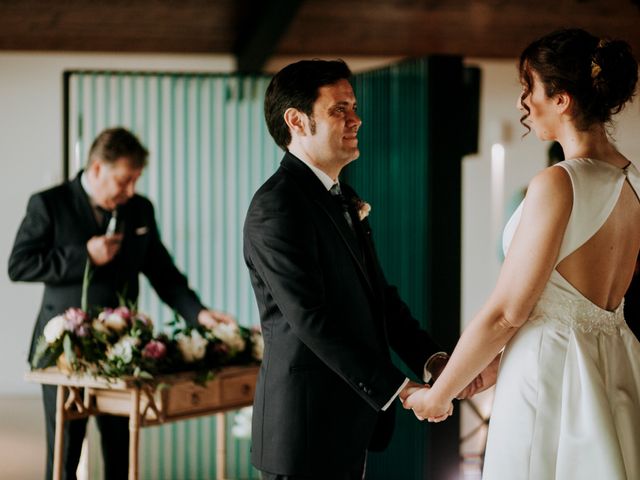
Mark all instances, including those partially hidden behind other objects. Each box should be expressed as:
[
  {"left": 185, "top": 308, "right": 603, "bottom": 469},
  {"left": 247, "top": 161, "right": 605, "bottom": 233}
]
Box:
[
  {"left": 555, "top": 91, "right": 571, "bottom": 115},
  {"left": 284, "top": 108, "right": 309, "bottom": 137}
]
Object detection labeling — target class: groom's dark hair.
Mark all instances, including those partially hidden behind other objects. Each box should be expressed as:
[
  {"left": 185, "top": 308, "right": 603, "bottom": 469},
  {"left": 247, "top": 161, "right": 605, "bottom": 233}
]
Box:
[{"left": 264, "top": 59, "right": 352, "bottom": 150}]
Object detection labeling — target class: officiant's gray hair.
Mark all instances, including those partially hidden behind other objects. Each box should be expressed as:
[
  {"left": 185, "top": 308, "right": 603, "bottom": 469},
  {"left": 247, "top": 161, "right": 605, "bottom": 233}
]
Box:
[
  {"left": 264, "top": 59, "right": 352, "bottom": 150},
  {"left": 88, "top": 127, "right": 148, "bottom": 169}
]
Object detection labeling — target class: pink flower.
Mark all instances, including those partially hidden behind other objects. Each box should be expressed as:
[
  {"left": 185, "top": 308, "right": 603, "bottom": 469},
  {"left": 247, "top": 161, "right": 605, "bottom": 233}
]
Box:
[
  {"left": 142, "top": 340, "right": 167, "bottom": 360},
  {"left": 113, "top": 306, "right": 132, "bottom": 320},
  {"left": 63, "top": 308, "right": 89, "bottom": 335}
]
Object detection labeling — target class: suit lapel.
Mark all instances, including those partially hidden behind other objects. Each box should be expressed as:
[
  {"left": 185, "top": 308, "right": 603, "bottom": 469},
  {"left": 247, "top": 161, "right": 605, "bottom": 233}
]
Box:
[{"left": 280, "top": 153, "right": 374, "bottom": 294}]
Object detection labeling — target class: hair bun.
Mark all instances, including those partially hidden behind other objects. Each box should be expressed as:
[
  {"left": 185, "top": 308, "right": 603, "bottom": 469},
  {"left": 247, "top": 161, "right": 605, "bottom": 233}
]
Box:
[{"left": 591, "top": 39, "right": 638, "bottom": 114}]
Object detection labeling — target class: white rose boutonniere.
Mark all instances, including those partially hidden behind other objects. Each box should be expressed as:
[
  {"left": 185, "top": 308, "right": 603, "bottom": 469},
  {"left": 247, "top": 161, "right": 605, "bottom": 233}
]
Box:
[{"left": 354, "top": 199, "right": 371, "bottom": 221}]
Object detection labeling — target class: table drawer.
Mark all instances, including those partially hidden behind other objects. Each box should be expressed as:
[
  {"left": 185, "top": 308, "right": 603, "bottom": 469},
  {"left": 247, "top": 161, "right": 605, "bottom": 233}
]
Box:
[
  {"left": 220, "top": 372, "right": 256, "bottom": 404},
  {"left": 163, "top": 381, "right": 221, "bottom": 415}
]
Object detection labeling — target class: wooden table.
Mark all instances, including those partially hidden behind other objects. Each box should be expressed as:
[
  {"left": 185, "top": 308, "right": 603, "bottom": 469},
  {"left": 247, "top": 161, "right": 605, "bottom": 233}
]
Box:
[{"left": 25, "top": 365, "right": 259, "bottom": 480}]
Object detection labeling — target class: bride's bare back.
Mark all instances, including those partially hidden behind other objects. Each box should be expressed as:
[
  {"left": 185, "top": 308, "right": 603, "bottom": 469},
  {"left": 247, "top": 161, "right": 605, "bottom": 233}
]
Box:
[{"left": 557, "top": 165, "right": 640, "bottom": 311}]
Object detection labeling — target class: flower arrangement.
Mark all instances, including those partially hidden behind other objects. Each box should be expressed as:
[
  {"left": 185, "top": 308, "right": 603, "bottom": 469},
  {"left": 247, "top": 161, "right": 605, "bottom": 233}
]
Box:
[{"left": 31, "top": 305, "right": 263, "bottom": 383}]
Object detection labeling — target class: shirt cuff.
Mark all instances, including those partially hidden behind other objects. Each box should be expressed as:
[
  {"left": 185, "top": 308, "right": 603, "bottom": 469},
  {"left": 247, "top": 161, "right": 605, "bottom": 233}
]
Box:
[
  {"left": 382, "top": 377, "right": 409, "bottom": 411},
  {"left": 423, "top": 351, "right": 450, "bottom": 383}
]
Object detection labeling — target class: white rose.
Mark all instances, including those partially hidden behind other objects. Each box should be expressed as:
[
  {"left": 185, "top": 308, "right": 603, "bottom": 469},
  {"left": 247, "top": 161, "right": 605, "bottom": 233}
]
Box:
[
  {"left": 107, "top": 335, "right": 139, "bottom": 364},
  {"left": 43, "top": 315, "right": 66, "bottom": 344},
  {"left": 357, "top": 201, "right": 371, "bottom": 221},
  {"left": 212, "top": 323, "right": 246, "bottom": 352},
  {"left": 99, "top": 310, "right": 128, "bottom": 333},
  {"left": 176, "top": 330, "right": 208, "bottom": 363}
]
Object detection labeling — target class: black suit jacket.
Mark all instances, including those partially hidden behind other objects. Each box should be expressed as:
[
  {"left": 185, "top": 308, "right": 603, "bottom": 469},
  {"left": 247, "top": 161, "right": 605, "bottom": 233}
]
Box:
[
  {"left": 8, "top": 172, "right": 205, "bottom": 362},
  {"left": 243, "top": 153, "right": 441, "bottom": 475}
]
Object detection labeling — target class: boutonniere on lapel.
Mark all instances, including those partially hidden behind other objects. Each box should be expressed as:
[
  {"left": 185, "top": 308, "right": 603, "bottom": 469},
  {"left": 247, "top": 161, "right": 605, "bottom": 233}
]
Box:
[{"left": 353, "top": 198, "right": 371, "bottom": 221}]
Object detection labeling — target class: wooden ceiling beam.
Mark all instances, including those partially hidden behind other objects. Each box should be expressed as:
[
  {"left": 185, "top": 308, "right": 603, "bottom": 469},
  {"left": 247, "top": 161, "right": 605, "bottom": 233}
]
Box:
[
  {"left": 0, "top": 0, "right": 639, "bottom": 59},
  {"left": 276, "top": 0, "right": 640, "bottom": 58}
]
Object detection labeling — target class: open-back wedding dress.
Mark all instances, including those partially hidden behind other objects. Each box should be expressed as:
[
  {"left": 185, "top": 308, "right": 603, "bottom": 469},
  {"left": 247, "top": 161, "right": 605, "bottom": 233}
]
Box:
[{"left": 483, "top": 158, "right": 640, "bottom": 480}]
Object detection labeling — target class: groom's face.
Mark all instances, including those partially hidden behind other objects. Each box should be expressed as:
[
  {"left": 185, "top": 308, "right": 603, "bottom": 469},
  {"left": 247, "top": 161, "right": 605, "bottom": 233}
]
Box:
[{"left": 305, "top": 79, "right": 362, "bottom": 169}]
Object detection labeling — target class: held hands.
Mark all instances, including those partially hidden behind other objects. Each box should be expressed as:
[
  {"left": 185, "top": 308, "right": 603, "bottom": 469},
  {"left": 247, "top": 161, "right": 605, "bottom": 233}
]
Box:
[
  {"left": 402, "top": 385, "right": 453, "bottom": 423},
  {"left": 401, "top": 353, "right": 503, "bottom": 423},
  {"left": 197, "top": 309, "right": 237, "bottom": 328},
  {"left": 398, "top": 380, "right": 425, "bottom": 403},
  {"left": 87, "top": 234, "right": 123, "bottom": 266},
  {"left": 426, "top": 352, "right": 482, "bottom": 400}
]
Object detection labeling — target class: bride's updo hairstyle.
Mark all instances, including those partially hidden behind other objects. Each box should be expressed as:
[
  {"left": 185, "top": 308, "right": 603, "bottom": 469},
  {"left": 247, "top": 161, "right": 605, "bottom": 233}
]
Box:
[{"left": 518, "top": 28, "right": 638, "bottom": 131}]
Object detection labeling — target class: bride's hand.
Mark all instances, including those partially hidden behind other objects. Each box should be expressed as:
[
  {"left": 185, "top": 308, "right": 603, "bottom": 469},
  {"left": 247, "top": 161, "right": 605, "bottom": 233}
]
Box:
[{"left": 402, "top": 386, "right": 453, "bottom": 422}]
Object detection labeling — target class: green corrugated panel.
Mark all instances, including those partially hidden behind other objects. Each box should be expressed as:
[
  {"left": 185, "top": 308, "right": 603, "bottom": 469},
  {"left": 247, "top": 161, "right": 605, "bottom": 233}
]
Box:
[
  {"left": 348, "top": 59, "right": 430, "bottom": 480},
  {"left": 67, "top": 71, "right": 275, "bottom": 480},
  {"left": 348, "top": 57, "right": 465, "bottom": 480}
]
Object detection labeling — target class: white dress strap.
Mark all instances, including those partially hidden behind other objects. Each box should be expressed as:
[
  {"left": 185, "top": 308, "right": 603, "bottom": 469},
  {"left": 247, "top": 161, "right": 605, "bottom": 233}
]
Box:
[
  {"left": 553, "top": 158, "right": 633, "bottom": 266},
  {"left": 502, "top": 158, "right": 639, "bottom": 266}
]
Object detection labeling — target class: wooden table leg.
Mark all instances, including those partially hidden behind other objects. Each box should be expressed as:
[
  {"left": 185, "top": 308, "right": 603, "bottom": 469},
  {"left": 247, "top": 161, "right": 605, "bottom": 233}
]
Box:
[
  {"left": 53, "top": 385, "right": 65, "bottom": 480},
  {"left": 129, "top": 387, "right": 141, "bottom": 480},
  {"left": 216, "top": 412, "right": 226, "bottom": 480}
]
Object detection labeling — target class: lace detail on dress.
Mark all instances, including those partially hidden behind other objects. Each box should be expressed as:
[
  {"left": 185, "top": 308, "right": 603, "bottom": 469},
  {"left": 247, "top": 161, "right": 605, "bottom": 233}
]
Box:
[{"left": 530, "top": 294, "right": 625, "bottom": 335}]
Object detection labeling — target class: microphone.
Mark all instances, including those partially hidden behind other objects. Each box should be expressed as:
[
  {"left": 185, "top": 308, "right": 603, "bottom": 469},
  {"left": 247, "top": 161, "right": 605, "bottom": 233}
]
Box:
[{"left": 105, "top": 209, "right": 118, "bottom": 237}]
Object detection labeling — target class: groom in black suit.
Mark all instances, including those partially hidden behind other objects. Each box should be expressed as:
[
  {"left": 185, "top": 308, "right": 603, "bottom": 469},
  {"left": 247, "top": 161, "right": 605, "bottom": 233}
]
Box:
[
  {"left": 244, "top": 60, "right": 474, "bottom": 479},
  {"left": 8, "top": 127, "right": 233, "bottom": 480}
]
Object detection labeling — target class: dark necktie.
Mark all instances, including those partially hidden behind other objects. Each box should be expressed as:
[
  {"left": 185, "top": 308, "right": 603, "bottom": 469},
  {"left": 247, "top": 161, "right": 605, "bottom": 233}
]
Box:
[
  {"left": 329, "top": 183, "right": 355, "bottom": 231},
  {"left": 95, "top": 206, "right": 114, "bottom": 234}
]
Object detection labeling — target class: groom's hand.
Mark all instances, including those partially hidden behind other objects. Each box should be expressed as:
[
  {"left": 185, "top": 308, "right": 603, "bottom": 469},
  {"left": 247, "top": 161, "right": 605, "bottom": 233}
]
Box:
[
  {"left": 403, "top": 386, "right": 453, "bottom": 422},
  {"left": 455, "top": 353, "right": 502, "bottom": 399},
  {"left": 475, "top": 353, "right": 501, "bottom": 393},
  {"left": 398, "top": 380, "right": 425, "bottom": 404},
  {"left": 456, "top": 375, "right": 484, "bottom": 399}
]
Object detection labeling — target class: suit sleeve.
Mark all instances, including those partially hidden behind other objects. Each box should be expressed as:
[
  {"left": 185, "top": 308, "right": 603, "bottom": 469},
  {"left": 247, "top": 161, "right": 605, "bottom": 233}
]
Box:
[
  {"left": 140, "top": 204, "right": 205, "bottom": 325},
  {"left": 8, "top": 193, "right": 88, "bottom": 284},
  {"left": 362, "top": 219, "right": 444, "bottom": 378},
  {"left": 244, "top": 198, "right": 406, "bottom": 411}
]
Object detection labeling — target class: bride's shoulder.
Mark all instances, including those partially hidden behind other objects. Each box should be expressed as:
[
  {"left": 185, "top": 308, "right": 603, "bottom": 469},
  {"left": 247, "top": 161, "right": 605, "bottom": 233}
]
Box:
[{"left": 528, "top": 165, "right": 572, "bottom": 198}]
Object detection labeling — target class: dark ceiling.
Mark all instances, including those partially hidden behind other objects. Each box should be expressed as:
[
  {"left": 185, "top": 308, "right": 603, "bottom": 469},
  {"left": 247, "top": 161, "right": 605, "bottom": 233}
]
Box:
[{"left": 2, "top": 0, "right": 640, "bottom": 72}]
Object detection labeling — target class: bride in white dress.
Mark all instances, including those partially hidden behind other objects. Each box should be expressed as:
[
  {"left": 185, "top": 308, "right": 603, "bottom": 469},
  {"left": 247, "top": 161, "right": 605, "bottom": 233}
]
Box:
[{"left": 404, "top": 28, "right": 640, "bottom": 479}]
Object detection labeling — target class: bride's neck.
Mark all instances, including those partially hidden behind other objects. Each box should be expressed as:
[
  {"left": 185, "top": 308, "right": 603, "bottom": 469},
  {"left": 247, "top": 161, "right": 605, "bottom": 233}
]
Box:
[{"left": 559, "top": 124, "right": 622, "bottom": 165}]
